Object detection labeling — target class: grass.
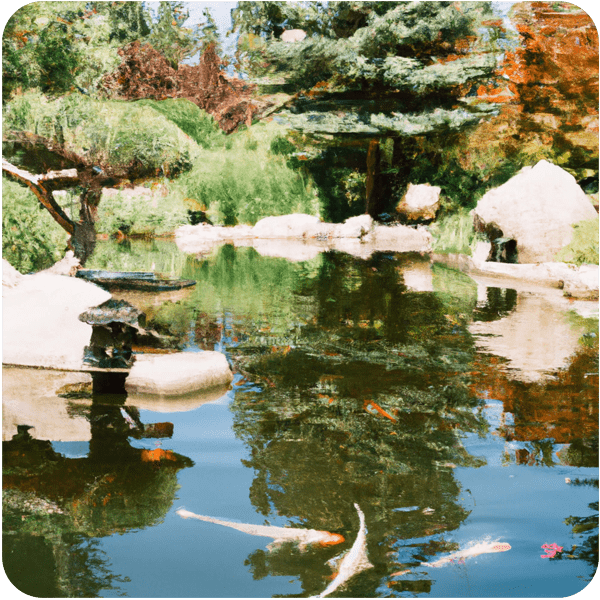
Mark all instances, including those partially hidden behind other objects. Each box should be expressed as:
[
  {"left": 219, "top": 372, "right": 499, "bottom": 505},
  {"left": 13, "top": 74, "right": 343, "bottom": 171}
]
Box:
[
  {"left": 428, "top": 209, "right": 478, "bottom": 255},
  {"left": 3, "top": 91, "right": 200, "bottom": 177},
  {"left": 134, "top": 98, "right": 225, "bottom": 149},
  {"left": 2, "top": 175, "right": 69, "bottom": 273},
  {"left": 95, "top": 183, "right": 189, "bottom": 238},
  {"left": 168, "top": 120, "right": 319, "bottom": 225},
  {"left": 555, "top": 218, "right": 599, "bottom": 266}
]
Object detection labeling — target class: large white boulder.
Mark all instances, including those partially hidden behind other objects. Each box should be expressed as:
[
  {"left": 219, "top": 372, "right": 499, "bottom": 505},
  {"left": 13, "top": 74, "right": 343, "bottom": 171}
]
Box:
[
  {"left": 125, "top": 352, "right": 233, "bottom": 396},
  {"left": 3, "top": 271, "right": 111, "bottom": 370},
  {"left": 2, "top": 259, "right": 23, "bottom": 288},
  {"left": 396, "top": 183, "right": 441, "bottom": 221},
  {"left": 473, "top": 160, "right": 598, "bottom": 263}
]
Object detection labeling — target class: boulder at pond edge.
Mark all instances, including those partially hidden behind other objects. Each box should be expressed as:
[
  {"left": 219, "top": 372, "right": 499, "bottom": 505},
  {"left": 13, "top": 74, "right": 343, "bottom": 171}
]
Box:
[{"left": 473, "top": 160, "right": 598, "bottom": 263}]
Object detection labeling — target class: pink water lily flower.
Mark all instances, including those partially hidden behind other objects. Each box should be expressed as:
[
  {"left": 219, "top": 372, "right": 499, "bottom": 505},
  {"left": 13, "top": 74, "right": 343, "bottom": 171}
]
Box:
[{"left": 541, "top": 543, "right": 563, "bottom": 558}]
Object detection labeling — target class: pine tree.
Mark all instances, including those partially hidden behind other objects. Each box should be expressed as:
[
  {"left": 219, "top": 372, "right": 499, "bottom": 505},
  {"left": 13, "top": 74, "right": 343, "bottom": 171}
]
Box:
[{"left": 233, "top": 1, "right": 503, "bottom": 136}]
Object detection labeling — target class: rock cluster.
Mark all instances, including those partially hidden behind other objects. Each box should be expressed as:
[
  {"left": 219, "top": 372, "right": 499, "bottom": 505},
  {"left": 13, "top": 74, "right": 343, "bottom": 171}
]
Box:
[
  {"left": 3, "top": 259, "right": 234, "bottom": 395},
  {"left": 176, "top": 214, "right": 432, "bottom": 261}
]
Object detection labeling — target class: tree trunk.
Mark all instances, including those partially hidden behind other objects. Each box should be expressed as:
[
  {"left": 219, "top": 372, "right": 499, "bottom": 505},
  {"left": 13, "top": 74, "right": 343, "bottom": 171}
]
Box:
[
  {"left": 2, "top": 159, "right": 76, "bottom": 235},
  {"left": 3, "top": 159, "right": 101, "bottom": 265},
  {"left": 365, "top": 139, "right": 381, "bottom": 218}
]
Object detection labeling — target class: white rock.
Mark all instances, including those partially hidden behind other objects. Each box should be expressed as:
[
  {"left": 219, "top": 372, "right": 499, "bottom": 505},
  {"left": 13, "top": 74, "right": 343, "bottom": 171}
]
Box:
[
  {"left": 125, "top": 352, "right": 233, "bottom": 396},
  {"left": 3, "top": 272, "right": 111, "bottom": 370},
  {"left": 396, "top": 183, "right": 441, "bottom": 221},
  {"left": 473, "top": 160, "right": 598, "bottom": 263},
  {"left": 562, "top": 265, "right": 599, "bottom": 299},
  {"left": 37, "top": 251, "right": 80, "bottom": 276},
  {"left": 471, "top": 241, "right": 492, "bottom": 266},
  {"left": 333, "top": 215, "right": 374, "bottom": 238},
  {"left": 2, "top": 259, "right": 23, "bottom": 288},
  {"left": 280, "top": 29, "right": 307, "bottom": 42},
  {"left": 252, "top": 214, "right": 322, "bottom": 239}
]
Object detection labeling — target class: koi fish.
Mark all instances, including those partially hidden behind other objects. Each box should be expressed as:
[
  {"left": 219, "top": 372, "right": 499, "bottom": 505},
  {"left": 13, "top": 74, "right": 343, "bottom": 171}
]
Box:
[
  {"left": 176, "top": 508, "right": 344, "bottom": 551},
  {"left": 312, "top": 504, "right": 374, "bottom": 598},
  {"left": 422, "top": 541, "right": 511, "bottom": 568}
]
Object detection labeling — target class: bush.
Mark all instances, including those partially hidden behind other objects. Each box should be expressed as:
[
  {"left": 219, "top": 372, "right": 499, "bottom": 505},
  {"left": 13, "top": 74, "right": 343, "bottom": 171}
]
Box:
[
  {"left": 2, "top": 175, "right": 69, "bottom": 273},
  {"left": 429, "top": 209, "right": 478, "bottom": 255},
  {"left": 555, "top": 218, "right": 599, "bottom": 266},
  {"left": 134, "top": 98, "right": 224, "bottom": 149},
  {"left": 95, "top": 185, "right": 189, "bottom": 237},
  {"left": 3, "top": 91, "right": 200, "bottom": 177},
  {"left": 169, "top": 122, "right": 319, "bottom": 225}
]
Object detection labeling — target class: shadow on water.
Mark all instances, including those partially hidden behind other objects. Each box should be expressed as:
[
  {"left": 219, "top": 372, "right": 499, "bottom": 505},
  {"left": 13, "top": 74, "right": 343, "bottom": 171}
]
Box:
[
  {"left": 2, "top": 368, "right": 193, "bottom": 597},
  {"left": 3, "top": 240, "right": 598, "bottom": 597}
]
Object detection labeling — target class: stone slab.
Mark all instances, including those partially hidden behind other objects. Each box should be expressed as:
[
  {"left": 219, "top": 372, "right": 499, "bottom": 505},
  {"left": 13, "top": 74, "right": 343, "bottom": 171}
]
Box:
[{"left": 125, "top": 352, "right": 233, "bottom": 396}]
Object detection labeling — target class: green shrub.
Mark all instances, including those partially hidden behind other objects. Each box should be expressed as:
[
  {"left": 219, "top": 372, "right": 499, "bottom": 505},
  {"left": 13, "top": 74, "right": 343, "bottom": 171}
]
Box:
[
  {"left": 429, "top": 209, "right": 477, "bottom": 255},
  {"left": 95, "top": 185, "right": 189, "bottom": 237},
  {"left": 270, "top": 135, "right": 296, "bottom": 156},
  {"left": 2, "top": 175, "right": 69, "bottom": 273},
  {"left": 555, "top": 218, "right": 599, "bottom": 266},
  {"left": 170, "top": 122, "right": 319, "bottom": 225},
  {"left": 134, "top": 98, "right": 224, "bottom": 149},
  {"left": 3, "top": 91, "right": 200, "bottom": 177}
]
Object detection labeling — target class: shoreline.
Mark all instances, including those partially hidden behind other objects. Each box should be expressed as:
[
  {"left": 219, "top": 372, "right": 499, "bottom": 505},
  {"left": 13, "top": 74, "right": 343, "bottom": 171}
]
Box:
[{"left": 173, "top": 215, "right": 599, "bottom": 301}]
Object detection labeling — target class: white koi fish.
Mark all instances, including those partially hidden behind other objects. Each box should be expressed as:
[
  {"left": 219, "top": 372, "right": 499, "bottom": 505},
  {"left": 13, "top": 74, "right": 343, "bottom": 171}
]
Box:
[
  {"left": 422, "top": 541, "right": 511, "bottom": 568},
  {"left": 312, "top": 503, "right": 374, "bottom": 598},
  {"left": 176, "top": 508, "right": 344, "bottom": 551}
]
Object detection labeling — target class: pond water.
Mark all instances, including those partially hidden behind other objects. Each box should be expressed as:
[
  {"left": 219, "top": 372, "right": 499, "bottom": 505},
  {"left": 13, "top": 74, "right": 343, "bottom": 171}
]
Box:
[{"left": 3, "top": 239, "right": 598, "bottom": 598}]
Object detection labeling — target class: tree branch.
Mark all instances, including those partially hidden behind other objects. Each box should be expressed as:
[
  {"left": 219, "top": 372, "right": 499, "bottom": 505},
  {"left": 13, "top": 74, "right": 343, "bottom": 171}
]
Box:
[{"left": 2, "top": 158, "right": 77, "bottom": 235}]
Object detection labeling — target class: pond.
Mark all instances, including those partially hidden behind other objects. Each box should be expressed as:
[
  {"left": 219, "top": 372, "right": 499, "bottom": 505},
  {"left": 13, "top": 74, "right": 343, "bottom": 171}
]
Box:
[{"left": 3, "top": 239, "right": 598, "bottom": 598}]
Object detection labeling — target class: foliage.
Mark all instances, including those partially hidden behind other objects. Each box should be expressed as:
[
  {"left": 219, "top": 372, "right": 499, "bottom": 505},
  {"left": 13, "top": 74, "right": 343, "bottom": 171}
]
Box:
[
  {"left": 169, "top": 122, "right": 318, "bottom": 225},
  {"left": 2, "top": 1, "right": 212, "bottom": 100},
  {"left": 555, "top": 218, "right": 600, "bottom": 266},
  {"left": 234, "top": 1, "right": 500, "bottom": 91},
  {"left": 2, "top": 175, "right": 69, "bottom": 273},
  {"left": 2, "top": 2, "right": 144, "bottom": 100},
  {"left": 134, "top": 98, "right": 224, "bottom": 149},
  {"left": 3, "top": 91, "right": 199, "bottom": 177},
  {"left": 148, "top": 1, "right": 201, "bottom": 67},
  {"left": 95, "top": 185, "right": 189, "bottom": 238},
  {"left": 429, "top": 209, "right": 477, "bottom": 255},
  {"left": 232, "top": 2, "right": 504, "bottom": 218}
]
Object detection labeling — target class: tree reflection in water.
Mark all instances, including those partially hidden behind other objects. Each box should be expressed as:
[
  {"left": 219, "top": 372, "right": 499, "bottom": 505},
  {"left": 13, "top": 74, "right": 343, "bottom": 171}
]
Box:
[
  {"left": 225, "top": 251, "right": 491, "bottom": 596},
  {"left": 5, "top": 242, "right": 595, "bottom": 597},
  {"left": 2, "top": 386, "right": 193, "bottom": 597}
]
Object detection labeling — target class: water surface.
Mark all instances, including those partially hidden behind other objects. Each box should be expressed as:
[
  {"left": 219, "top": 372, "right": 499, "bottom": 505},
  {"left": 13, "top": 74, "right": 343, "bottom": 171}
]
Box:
[{"left": 3, "top": 240, "right": 598, "bottom": 597}]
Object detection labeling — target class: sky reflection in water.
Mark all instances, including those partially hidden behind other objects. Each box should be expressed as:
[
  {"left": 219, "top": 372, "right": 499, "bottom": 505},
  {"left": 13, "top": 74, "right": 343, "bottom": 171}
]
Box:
[{"left": 3, "top": 240, "right": 598, "bottom": 598}]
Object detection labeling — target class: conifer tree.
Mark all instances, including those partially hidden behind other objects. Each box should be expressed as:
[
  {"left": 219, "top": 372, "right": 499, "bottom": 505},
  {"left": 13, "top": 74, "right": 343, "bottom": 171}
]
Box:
[{"left": 233, "top": 1, "right": 503, "bottom": 136}]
